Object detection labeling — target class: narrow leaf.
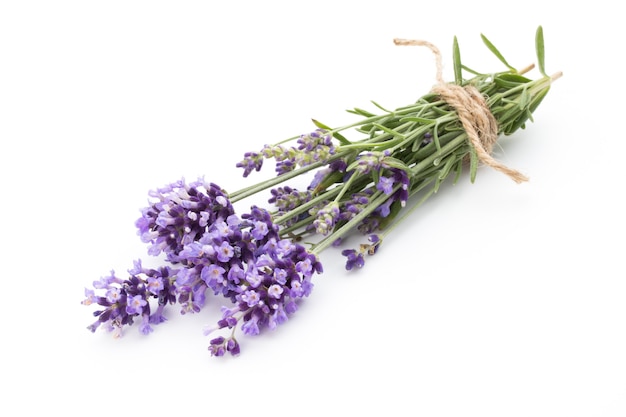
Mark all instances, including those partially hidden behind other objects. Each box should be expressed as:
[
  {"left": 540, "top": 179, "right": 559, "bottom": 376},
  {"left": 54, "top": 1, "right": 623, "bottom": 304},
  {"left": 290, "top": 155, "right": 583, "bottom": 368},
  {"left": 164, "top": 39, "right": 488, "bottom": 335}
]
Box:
[
  {"left": 452, "top": 36, "right": 463, "bottom": 85},
  {"left": 518, "top": 86, "right": 529, "bottom": 111},
  {"left": 481, "top": 33, "right": 516, "bottom": 71},
  {"left": 347, "top": 108, "right": 376, "bottom": 117},
  {"left": 382, "top": 156, "right": 412, "bottom": 173},
  {"left": 438, "top": 155, "right": 456, "bottom": 180},
  {"left": 372, "top": 123, "right": 406, "bottom": 139},
  {"left": 535, "top": 26, "right": 547, "bottom": 76},
  {"left": 528, "top": 86, "right": 550, "bottom": 113},
  {"left": 412, "top": 138, "right": 422, "bottom": 152},
  {"left": 433, "top": 177, "right": 442, "bottom": 193},
  {"left": 311, "top": 119, "right": 351, "bottom": 145},
  {"left": 399, "top": 116, "right": 436, "bottom": 124},
  {"left": 371, "top": 100, "right": 393, "bottom": 113},
  {"left": 432, "top": 119, "right": 442, "bottom": 152},
  {"left": 469, "top": 146, "right": 479, "bottom": 183},
  {"left": 452, "top": 159, "right": 464, "bottom": 185},
  {"left": 461, "top": 64, "right": 483, "bottom": 76}
]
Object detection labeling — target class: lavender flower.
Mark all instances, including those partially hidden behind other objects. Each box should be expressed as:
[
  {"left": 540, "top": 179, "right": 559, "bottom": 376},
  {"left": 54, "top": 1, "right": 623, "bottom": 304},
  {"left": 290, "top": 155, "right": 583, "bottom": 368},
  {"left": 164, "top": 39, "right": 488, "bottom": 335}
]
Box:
[
  {"left": 86, "top": 28, "right": 558, "bottom": 357},
  {"left": 353, "top": 150, "right": 391, "bottom": 174},
  {"left": 341, "top": 249, "right": 365, "bottom": 270},
  {"left": 135, "top": 178, "right": 235, "bottom": 263},
  {"left": 268, "top": 186, "right": 312, "bottom": 226},
  {"left": 205, "top": 238, "right": 321, "bottom": 355},
  {"left": 376, "top": 176, "right": 395, "bottom": 195},
  {"left": 294, "top": 129, "right": 336, "bottom": 167},
  {"left": 236, "top": 151, "right": 264, "bottom": 177},
  {"left": 208, "top": 336, "right": 241, "bottom": 356},
  {"left": 238, "top": 129, "right": 336, "bottom": 177},
  {"left": 313, "top": 202, "right": 341, "bottom": 235},
  {"left": 340, "top": 234, "right": 383, "bottom": 270},
  {"left": 84, "top": 262, "right": 177, "bottom": 337}
]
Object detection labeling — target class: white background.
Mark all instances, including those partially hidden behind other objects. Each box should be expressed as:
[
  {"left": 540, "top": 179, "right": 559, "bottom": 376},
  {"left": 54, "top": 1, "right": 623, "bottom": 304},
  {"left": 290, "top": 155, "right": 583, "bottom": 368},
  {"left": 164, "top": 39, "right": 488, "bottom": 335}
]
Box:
[{"left": 1, "top": 1, "right": 624, "bottom": 416}]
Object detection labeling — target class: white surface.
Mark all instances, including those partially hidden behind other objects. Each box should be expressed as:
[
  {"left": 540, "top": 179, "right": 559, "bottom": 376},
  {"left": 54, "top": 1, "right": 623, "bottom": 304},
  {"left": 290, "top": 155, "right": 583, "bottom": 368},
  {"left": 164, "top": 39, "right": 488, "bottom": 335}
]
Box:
[{"left": 2, "top": 1, "right": 624, "bottom": 416}]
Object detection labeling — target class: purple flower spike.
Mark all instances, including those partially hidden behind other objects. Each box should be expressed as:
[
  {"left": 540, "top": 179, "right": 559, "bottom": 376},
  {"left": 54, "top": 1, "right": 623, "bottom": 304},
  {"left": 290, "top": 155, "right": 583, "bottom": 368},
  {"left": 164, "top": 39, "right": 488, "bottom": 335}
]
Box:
[
  {"left": 135, "top": 179, "right": 235, "bottom": 263},
  {"left": 226, "top": 338, "right": 241, "bottom": 356},
  {"left": 84, "top": 262, "right": 178, "bottom": 338},
  {"left": 313, "top": 202, "right": 341, "bottom": 235},
  {"left": 377, "top": 176, "right": 395, "bottom": 195},
  {"left": 208, "top": 336, "right": 240, "bottom": 357},
  {"left": 341, "top": 249, "right": 365, "bottom": 270},
  {"left": 236, "top": 152, "right": 264, "bottom": 177},
  {"left": 208, "top": 336, "right": 227, "bottom": 357}
]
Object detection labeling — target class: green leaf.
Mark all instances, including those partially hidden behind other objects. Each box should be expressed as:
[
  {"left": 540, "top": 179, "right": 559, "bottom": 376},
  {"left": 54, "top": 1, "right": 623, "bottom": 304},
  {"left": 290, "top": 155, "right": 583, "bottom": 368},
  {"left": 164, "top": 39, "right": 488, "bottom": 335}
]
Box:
[
  {"left": 481, "top": 33, "right": 516, "bottom": 72},
  {"left": 452, "top": 159, "right": 464, "bottom": 185},
  {"left": 413, "top": 131, "right": 462, "bottom": 158},
  {"left": 507, "top": 110, "right": 532, "bottom": 134},
  {"left": 382, "top": 156, "right": 412, "bottom": 173},
  {"left": 311, "top": 119, "right": 351, "bottom": 145},
  {"left": 494, "top": 73, "right": 532, "bottom": 89},
  {"left": 535, "top": 26, "right": 547, "bottom": 77},
  {"left": 438, "top": 155, "right": 456, "bottom": 180},
  {"left": 496, "top": 104, "right": 524, "bottom": 127},
  {"left": 432, "top": 119, "right": 442, "bottom": 152},
  {"left": 469, "top": 145, "right": 479, "bottom": 183},
  {"left": 371, "top": 100, "right": 393, "bottom": 113},
  {"left": 399, "top": 116, "right": 436, "bottom": 124},
  {"left": 518, "top": 86, "right": 529, "bottom": 111},
  {"left": 461, "top": 64, "right": 483, "bottom": 76},
  {"left": 452, "top": 36, "right": 463, "bottom": 85},
  {"left": 433, "top": 177, "right": 443, "bottom": 193},
  {"left": 347, "top": 108, "right": 376, "bottom": 117},
  {"left": 528, "top": 85, "right": 550, "bottom": 113},
  {"left": 372, "top": 123, "right": 406, "bottom": 139}
]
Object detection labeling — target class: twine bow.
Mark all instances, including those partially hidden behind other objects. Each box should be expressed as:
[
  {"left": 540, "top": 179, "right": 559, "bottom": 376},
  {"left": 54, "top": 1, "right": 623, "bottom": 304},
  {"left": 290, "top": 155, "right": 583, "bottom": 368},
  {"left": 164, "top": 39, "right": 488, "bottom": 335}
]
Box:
[{"left": 393, "top": 38, "right": 529, "bottom": 184}]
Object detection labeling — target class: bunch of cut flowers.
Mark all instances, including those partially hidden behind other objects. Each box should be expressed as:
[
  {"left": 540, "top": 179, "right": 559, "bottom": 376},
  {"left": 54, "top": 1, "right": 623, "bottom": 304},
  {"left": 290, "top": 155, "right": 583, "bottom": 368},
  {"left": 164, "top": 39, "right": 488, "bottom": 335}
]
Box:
[{"left": 82, "top": 27, "right": 561, "bottom": 357}]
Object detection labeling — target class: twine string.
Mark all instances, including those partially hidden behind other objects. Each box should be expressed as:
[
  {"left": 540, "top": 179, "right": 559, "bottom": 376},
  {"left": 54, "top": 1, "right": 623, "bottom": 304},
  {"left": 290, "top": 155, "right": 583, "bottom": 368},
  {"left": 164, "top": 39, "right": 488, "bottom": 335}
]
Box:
[{"left": 393, "top": 38, "right": 529, "bottom": 183}]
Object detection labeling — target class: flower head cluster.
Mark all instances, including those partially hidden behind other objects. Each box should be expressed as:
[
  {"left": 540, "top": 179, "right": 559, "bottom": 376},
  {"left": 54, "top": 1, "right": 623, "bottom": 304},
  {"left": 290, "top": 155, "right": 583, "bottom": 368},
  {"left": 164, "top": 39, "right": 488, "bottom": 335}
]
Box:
[
  {"left": 313, "top": 202, "right": 341, "bottom": 235},
  {"left": 135, "top": 179, "right": 235, "bottom": 263},
  {"left": 83, "top": 261, "right": 177, "bottom": 338},
  {"left": 173, "top": 205, "right": 284, "bottom": 304},
  {"left": 84, "top": 28, "right": 558, "bottom": 358},
  {"left": 237, "top": 129, "right": 336, "bottom": 177},
  {"left": 341, "top": 233, "right": 382, "bottom": 270},
  {"left": 295, "top": 129, "right": 336, "bottom": 166},
  {"left": 268, "top": 186, "right": 312, "bottom": 225},
  {"left": 84, "top": 178, "right": 322, "bottom": 357},
  {"left": 236, "top": 151, "right": 264, "bottom": 177},
  {"left": 253, "top": 138, "right": 413, "bottom": 270},
  {"left": 205, "top": 236, "right": 321, "bottom": 356},
  {"left": 172, "top": 202, "right": 322, "bottom": 357}
]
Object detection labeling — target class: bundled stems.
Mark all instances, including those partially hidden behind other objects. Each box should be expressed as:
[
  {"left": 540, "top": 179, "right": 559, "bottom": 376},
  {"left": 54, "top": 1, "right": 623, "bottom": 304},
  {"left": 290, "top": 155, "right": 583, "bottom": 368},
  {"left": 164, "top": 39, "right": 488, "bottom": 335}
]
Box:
[{"left": 82, "top": 27, "right": 560, "bottom": 357}]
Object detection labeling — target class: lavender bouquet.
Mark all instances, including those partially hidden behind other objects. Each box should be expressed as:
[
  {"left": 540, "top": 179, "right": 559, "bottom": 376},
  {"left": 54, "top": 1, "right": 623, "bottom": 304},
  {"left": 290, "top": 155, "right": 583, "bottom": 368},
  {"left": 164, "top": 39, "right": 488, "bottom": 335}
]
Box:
[{"left": 82, "top": 27, "right": 561, "bottom": 357}]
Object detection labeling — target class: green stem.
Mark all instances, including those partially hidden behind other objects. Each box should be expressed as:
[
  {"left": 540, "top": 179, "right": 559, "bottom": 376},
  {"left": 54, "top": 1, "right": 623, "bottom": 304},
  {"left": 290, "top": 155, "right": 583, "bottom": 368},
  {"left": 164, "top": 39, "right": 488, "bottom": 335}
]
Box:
[
  {"left": 274, "top": 185, "right": 343, "bottom": 226},
  {"left": 377, "top": 178, "right": 437, "bottom": 241},
  {"left": 411, "top": 133, "right": 468, "bottom": 176},
  {"left": 230, "top": 155, "right": 339, "bottom": 203},
  {"left": 311, "top": 189, "right": 390, "bottom": 255}
]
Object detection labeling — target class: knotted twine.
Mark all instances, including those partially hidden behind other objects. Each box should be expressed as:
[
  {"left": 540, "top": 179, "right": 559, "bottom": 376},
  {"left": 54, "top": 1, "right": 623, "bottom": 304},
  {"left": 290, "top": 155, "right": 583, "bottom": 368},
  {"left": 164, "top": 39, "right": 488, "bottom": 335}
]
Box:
[{"left": 393, "top": 38, "right": 529, "bottom": 183}]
